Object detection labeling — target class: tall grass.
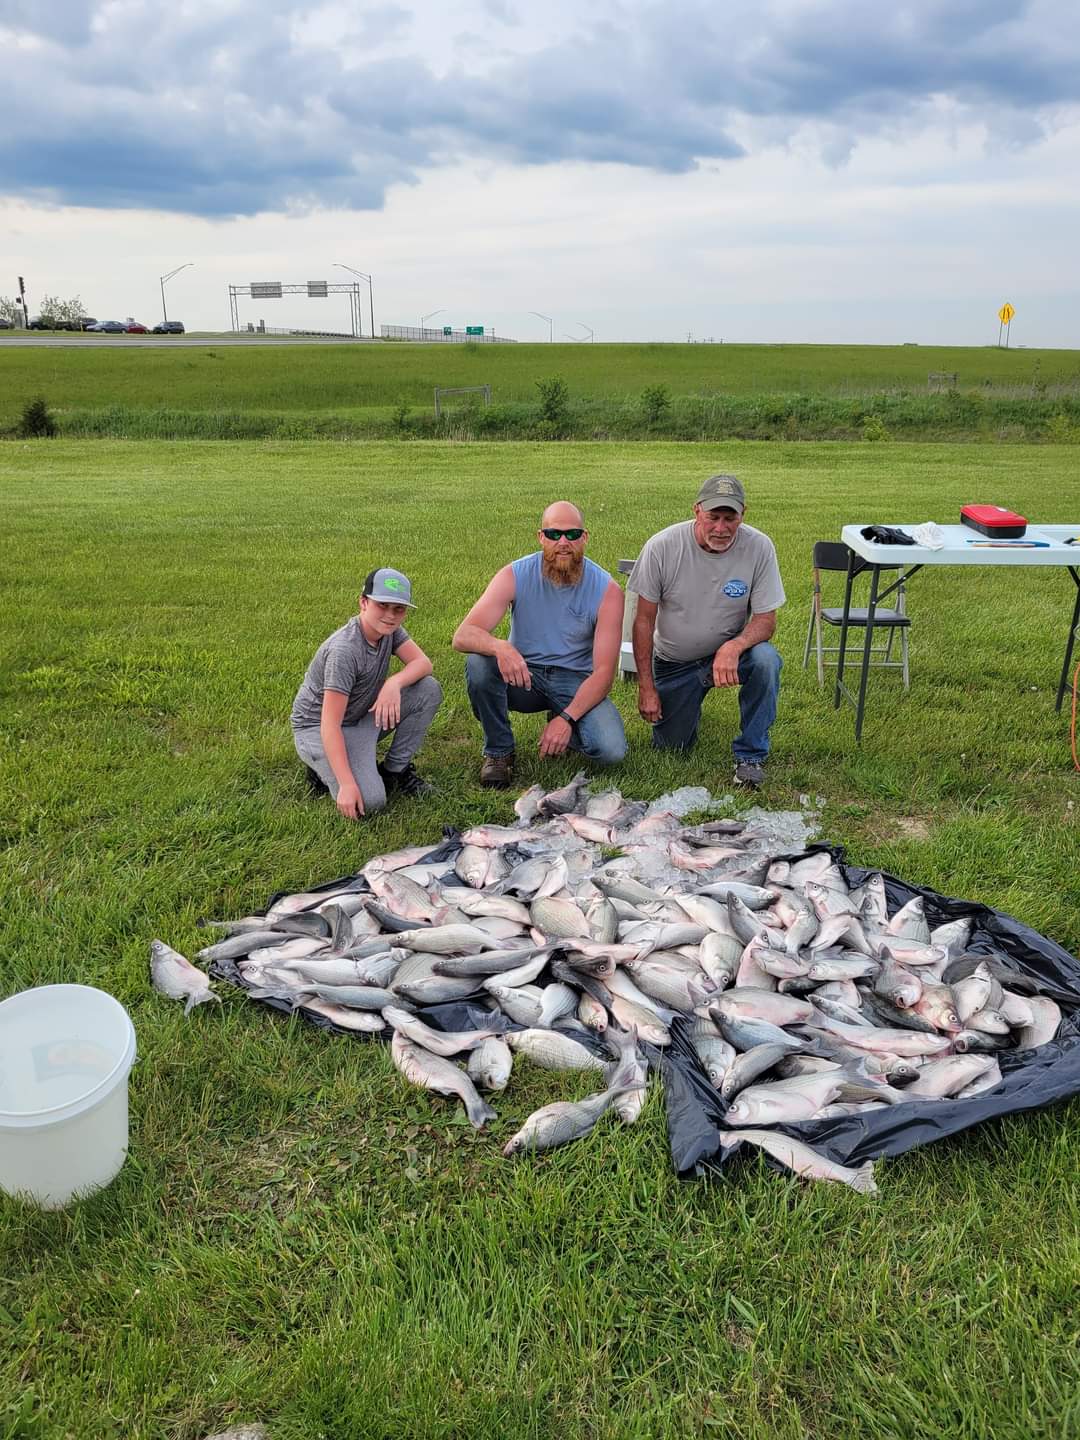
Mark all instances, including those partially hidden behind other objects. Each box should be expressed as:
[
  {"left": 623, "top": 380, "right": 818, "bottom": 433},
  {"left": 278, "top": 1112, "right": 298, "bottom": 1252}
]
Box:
[
  {"left": 3, "top": 339, "right": 1080, "bottom": 433},
  {"left": 30, "top": 390, "right": 1080, "bottom": 443}
]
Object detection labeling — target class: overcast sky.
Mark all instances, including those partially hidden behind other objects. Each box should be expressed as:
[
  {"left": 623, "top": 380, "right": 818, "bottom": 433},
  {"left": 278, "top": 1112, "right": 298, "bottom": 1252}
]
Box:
[{"left": 2, "top": 0, "right": 1078, "bottom": 344}]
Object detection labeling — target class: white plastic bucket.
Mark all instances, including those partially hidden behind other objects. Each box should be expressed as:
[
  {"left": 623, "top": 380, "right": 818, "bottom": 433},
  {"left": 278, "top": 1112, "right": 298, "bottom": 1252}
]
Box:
[{"left": 0, "top": 984, "right": 137, "bottom": 1209}]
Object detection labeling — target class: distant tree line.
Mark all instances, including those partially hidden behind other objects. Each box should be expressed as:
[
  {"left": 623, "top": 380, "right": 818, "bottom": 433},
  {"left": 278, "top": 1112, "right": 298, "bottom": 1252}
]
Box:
[{"left": 0, "top": 293, "right": 88, "bottom": 327}]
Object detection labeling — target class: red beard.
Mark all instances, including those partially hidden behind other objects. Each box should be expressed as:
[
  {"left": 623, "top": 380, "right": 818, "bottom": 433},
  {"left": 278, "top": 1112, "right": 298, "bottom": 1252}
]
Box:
[{"left": 541, "top": 551, "right": 585, "bottom": 587}]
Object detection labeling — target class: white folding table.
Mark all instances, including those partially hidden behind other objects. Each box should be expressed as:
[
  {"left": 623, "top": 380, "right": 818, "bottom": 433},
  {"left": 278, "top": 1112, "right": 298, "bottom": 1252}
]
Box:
[{"left": 835, "top": 524, "right": 1080, "bottom": 742}]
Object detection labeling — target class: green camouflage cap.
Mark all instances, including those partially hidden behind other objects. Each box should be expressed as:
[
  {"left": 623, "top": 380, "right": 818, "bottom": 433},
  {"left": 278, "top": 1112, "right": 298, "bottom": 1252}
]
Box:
[
  {"left": 364, "top": 567, "right": 416, "bottom": 607},
  {"left": 695, "top": 474, "right": 745, "bottom": 514}
]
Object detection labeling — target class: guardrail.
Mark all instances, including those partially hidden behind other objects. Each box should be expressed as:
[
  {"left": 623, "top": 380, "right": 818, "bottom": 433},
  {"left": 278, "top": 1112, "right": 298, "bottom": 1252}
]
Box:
[
  {"left": 241, "top": 324, "right": 361, "bottom": 339},
  {"left": 381, "top": 325, "right": 516, "bottom": 343}
]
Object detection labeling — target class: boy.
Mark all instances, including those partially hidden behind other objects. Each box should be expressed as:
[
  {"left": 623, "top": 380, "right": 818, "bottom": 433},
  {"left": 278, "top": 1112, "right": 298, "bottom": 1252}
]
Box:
[{"left": 291, "top": 568, "right": 442, "bottom": 819}]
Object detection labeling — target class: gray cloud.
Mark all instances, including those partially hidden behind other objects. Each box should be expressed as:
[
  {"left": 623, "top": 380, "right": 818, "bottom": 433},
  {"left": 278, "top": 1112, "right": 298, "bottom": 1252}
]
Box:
[
  {"left": 0, "top": 0, "right": 1077, "bottom": 216},
  {"left": 347, "top": 4, "right": 413, "bottom": 48}
]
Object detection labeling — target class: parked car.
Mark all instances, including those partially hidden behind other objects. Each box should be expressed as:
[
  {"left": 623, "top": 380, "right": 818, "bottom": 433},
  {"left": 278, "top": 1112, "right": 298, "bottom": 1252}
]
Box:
[
  {"left": 125, "top": 321, "right": 148, "bottom": 333},
  {"left": 0, "top": 317, "right": 13, "bottom": 330},
  {"left": 28, "top": 315, "right": 57, "bottom": 330},
  {"left": 88, "top": 320, "right": 127, "bottom": 333},
  {"left": 151, "top": 320, "right": 186, "bottom": 334}
]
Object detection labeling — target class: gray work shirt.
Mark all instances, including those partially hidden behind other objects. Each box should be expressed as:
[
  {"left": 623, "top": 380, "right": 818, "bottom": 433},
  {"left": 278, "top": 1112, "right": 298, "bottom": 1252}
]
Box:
[
  {"left": 290, "top": 617, "right": 408, "bottom": 730},
  {"left": 628, "top": 521, "right": 785, "bottom": 663}
]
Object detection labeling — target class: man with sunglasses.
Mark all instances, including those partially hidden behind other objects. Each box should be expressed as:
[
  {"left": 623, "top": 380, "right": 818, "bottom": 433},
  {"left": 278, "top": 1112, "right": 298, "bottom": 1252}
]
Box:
[
  {"left": 629, "top": 474, "right": 784, "bottom": 788},
  {"left": 453, "top": 501, "right": 626, "bottom": 787}
]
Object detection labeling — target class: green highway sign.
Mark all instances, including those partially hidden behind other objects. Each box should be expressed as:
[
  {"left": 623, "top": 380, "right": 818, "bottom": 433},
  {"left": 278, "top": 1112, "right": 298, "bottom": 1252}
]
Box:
[
  {"left": 443, "top": 325, "right": 452, "bottom": 335},
  {"left": 466, "top": 325, "right": 484, "bottom": 335}
]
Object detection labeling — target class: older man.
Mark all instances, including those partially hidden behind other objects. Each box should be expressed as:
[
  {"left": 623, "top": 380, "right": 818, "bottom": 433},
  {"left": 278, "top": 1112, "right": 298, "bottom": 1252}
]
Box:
[
  {"left": 453, "top": 501, "right": 626, "bottom": 787},
  {"left": 629, "top": 474, "right": 784, "bottom": 788}
]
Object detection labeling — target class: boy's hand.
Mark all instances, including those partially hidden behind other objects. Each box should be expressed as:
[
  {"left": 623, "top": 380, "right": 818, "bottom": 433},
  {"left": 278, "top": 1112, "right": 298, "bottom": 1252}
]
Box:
[
  {"left": 336, "top": 781, "right": 365, "bottom": 820},
  {"left": 373, "top": 677, "right": 403, "bottom": 730}
]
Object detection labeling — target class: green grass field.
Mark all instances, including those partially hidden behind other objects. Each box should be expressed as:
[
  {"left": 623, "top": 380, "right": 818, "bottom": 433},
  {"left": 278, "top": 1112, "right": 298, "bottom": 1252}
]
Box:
[
  {"left": 2, "top": 439, "right": 1079, "bottom": 1439},
  {"left": 3, "top": 339, "right": 1080, "bottom": 433}
]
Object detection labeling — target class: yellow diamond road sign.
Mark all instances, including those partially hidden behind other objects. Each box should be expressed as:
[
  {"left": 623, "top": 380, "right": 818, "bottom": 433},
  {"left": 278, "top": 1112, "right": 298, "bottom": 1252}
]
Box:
[{"left": 999, "top": 303, "right": 1015, "bottom": 324}]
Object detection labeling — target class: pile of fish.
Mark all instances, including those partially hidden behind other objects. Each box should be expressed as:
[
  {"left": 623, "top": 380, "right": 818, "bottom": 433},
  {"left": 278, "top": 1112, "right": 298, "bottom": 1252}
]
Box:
[{"left": 150, "top": 771, "right": 1066, "bottom": 1190}]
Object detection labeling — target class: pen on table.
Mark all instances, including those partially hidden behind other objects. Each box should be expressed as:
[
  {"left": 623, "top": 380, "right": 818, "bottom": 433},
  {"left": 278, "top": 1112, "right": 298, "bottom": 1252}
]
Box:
[{"left": 966, "top": 540, "right": 1050, "bottom": 548}]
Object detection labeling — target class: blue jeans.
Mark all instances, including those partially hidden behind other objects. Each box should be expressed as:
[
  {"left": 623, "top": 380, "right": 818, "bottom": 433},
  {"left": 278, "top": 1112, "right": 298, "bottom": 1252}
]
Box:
[
  {"left": 294, "top": 675, "right": 443, "bottom": 812},
  {"left": 465, "top": 653, "right": 626, "bottom": 764},
  {"left": 651, "top": 643, "right": 781, "bottom": 762}
]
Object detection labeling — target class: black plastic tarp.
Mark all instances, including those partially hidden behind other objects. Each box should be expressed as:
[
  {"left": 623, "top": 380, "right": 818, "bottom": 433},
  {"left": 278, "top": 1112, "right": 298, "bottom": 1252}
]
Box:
[
  {"left": 210, "top": 844, "right": 1080, "bottom": 1180},
  {"left": 662, "top": 848, "right": 1080, "bottom": 1178}
]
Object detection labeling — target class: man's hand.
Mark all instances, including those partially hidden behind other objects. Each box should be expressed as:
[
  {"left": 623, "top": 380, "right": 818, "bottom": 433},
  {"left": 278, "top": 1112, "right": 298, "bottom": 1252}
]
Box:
[
  {"left": 373, "top": 676, "right": 403, "bottom": 730},
  {"left": 638, "top": 681, "right": 663, "bottom": 724},
  {"left": 496, "top": 640, "right": 532, "bottom": 689},
  {"left": 538, "top": 715, "right": 572, "bottom": 758},
  {"left": 712, "top": 641, "right": 742, "bottom": 688},
  {"left": 336, "top": 781, "right": 365, "bottom": 820}
]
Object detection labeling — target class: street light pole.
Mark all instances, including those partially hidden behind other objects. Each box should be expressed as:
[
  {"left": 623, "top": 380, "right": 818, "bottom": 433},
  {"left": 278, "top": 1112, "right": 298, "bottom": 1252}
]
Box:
[
  {"left": 575, "top": 322, "right": 595, "bottom": 343},
  {"left": 421, "top": 309, "right": 446, "bottom": 338},
  {"left": 160, "top": 264, "right": 194, "bottom": 324},
  {"left": 530, "top": 310, "right": 553, "bottom": 342},
  {"left": 333, "top": 263, "right": 375, "bottom": 338}
]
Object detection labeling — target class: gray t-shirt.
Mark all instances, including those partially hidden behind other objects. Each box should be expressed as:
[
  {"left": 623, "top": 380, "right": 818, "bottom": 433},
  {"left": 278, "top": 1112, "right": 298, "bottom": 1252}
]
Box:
[
  {"left": 628, "top": 521, "right": 785, "bottom": 663},
  {"left": 290, "top": 617, "right": 408, "bottom": 730}
]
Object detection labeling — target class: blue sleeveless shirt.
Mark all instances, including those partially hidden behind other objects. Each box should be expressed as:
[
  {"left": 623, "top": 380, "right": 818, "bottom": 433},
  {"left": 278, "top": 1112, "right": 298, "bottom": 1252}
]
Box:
[{"left": 509, "top": 553, "right": 612, "bottom": 673}]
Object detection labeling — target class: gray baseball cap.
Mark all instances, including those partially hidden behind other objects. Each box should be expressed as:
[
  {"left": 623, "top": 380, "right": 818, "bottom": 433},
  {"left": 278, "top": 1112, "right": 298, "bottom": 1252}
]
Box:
[
  {"left": 695, "top": 474, "right": 745, "bottom": 514},
  {"left": 363, "top": 567, "right": 416, "bottom": 607}
]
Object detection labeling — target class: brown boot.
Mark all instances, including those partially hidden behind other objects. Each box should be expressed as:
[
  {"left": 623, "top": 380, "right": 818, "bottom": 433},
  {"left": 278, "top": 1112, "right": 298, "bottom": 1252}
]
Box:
[{"left": 479, "top": 751, "right": 515, "bottom": 789}]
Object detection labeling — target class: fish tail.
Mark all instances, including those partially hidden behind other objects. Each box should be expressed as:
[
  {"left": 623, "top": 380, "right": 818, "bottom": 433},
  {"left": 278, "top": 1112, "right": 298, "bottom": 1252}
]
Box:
[
  {"left": 466, "top": 1096, "right": 498, "bottom": 1129},
  {"left": 183, "top": 988, "right": 221, "bottom": 1016},
  {"left": 246, "top": 983, "right": 307, "bottom": 1008},
  {"left": 850, "top": 1160, "right": 878, "bottom": 1195}
]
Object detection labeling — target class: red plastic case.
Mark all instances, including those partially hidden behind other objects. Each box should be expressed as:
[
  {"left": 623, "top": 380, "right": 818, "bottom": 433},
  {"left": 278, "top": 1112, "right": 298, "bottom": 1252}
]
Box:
[{"left": 960, "top": 504, "right": 1027, "bottom": 538}]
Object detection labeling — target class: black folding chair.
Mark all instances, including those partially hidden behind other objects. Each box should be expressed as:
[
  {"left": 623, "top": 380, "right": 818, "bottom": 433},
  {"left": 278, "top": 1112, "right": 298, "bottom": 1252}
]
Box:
[{"left": 802, "top": 541, "right": 911, "bottom": 688}]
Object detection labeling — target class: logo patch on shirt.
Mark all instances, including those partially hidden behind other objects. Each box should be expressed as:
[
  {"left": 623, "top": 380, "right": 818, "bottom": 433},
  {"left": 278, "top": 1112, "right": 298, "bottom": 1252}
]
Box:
[{"left": 723, "top": 579, "right": 749, "bottom": 598}]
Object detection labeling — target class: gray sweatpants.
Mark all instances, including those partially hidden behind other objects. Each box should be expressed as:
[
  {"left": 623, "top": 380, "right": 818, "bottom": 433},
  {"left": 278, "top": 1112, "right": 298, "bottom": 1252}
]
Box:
[{"left": 293, "top": 675, "right": 442, "bottom": 812}]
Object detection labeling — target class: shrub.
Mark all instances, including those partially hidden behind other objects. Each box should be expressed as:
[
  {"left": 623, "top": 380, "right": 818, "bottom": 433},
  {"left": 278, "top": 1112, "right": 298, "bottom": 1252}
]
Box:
[
  {"left": 18, "top": 397, "right": 58, "bottom": 438},
  {"left": 1045, "top": 413, "right": 1078, "bottom": 443},
  {"left": 535, "top": 375, "right": 570, "bottom": 429},
  {"left": 862, "top": 415, "right": 890, "bottom": 443},
  {"left": 392, "top": 396, "right": 411, "bottom": 433},
  {"left": 640, "top": 382, "right": 672, "bottom": 427}
]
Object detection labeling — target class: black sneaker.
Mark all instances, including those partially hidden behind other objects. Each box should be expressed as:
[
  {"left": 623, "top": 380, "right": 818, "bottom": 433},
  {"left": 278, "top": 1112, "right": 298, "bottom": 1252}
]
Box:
[
  {"left": 379, "top": 762, "right": 434, "bottom": 799},
  {"left": 733, "top": 759, "right": 766, "bottom": 789},
  {"left": 304, "top": 764, "right": 329, "bottom": 796}
]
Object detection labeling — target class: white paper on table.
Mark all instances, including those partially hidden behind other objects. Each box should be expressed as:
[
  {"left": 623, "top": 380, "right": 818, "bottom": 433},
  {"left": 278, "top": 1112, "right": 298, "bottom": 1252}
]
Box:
[{"left": 911, "top": 522, "right": 945, "bottom": 550}]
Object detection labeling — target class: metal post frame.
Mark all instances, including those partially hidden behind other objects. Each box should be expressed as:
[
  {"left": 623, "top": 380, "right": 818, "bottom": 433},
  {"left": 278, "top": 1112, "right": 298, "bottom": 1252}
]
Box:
[
  {"left": 227, "top": 282, "right": 362, "bottom": 336},
  {"left": 434, "top": 385, "right": 492, "bottom": 417}
]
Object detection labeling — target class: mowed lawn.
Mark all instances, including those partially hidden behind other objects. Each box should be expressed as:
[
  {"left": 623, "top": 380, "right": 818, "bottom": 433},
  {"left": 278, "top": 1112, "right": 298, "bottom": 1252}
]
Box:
[
  {"left": 2, "top": 339, "right": 1079, "bottom": 426},
  {"left": 2, "top": 439, "right": 1079, "bottom": 1440}
]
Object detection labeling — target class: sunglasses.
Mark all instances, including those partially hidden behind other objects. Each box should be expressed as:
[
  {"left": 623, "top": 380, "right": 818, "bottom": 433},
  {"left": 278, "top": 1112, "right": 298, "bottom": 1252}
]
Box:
[{"left": 541, "top": 527, "right": 585, "bottom": 541}]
